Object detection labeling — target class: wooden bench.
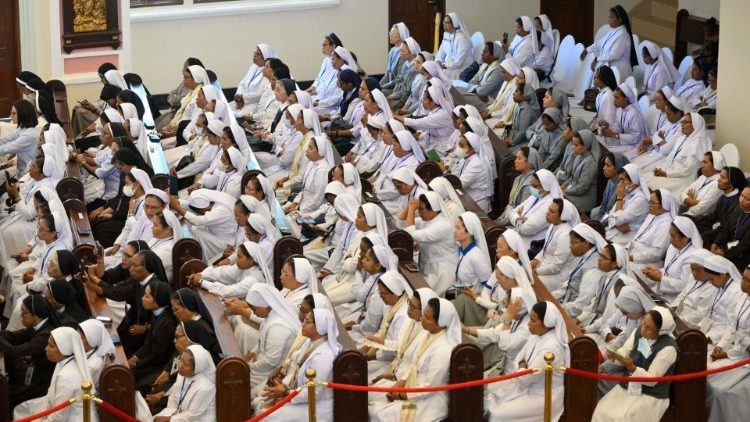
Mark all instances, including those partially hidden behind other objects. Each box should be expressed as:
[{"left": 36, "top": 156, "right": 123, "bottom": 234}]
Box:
[
  {"left": 56, "top": 176, "right": 84, "bottom": 202},
  {"left": 171, "top": 238, "right": 202, "bottom": 290},
  {"left": 63, "top": 198, "right": 97, "bottom": 264},
  {"left": 46, "top": 79, "right": 73, "bottom": 141}
]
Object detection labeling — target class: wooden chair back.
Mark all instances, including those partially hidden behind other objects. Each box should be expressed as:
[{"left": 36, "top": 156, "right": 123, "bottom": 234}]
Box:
[{"left": 273, "top": 236, "right": 303, "bottom": 290}]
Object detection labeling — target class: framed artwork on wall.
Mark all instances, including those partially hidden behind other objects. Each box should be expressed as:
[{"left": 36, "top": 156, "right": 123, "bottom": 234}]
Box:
[{"left": 62, "top": 0, "right": 121, "bottom": 53}]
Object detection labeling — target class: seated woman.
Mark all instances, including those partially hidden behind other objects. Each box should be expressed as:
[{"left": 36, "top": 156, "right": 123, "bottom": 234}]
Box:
[
  {"left": 699, "top": 255, "right": 743, "bottom": 345},
  {"left": 640, "top": 41, "right": 680, "bottom": 101},
  {"left": 528, "top": 88, "right": 570, "bottom": 151},
  {"left": 154, "top": 345, "right": 217, "bottom": 422},
  {"left": 244, "top": 283, "right": 300, "bottom": 397},
  {"left": 480, "top": 58, "right": 520, "bottom": 131},
  {"left": 532, "top": 198, "right": 580, "bottom": 292},
  {"left": 359, "top": 271, "right": 412, "bottom": 365},
  {"left": 245, "top": 213, "right": 281, "bottom": 270},
  {"left": 76, "top": 122, "right": 120, "bottom": 209},
  {"left": 231, "top": 43, "right": 277, "bottom": 115},
  {"left": 381, "top": 23, "right": 409, "bottom": 90},
  {"left": 450, "top": 132, "right": 492, "bottom": 211},
  {"left": 560, "top": 128, "right": 599, "bottom": 214},
  {"left": 369, "top": 298, "right": 460, "bottom": 422},
  {"left": 598, "top": 83, "right": 647, "bottom": 153},
  {"left": 428, "top": 176, "right": 464, "bottom": 223},
  {"left": 284, "top": 136, "right": 335, "bottom": 222},
  {"left": 0, "top": 184, "right": 60, "bottom": 268},
  {"left": 485, "top": 301, "right": 569, "bottom": 422},
  {"left": 697, "top": 66, "right": 717, "bottom": 111},
  {"left": 498, "top": 147, "right": 542, "bottom": 225},
  {"left": 399, "top": 51, "right": 432, "bottom": 117},
  {"left": 103, "top": 186, "right": 165, "bottom": 266},
  {"left": 589, "top": 66, "right": 618, "bottom": 132},
  {"left": 592, "top": 307, "right": 678, "bottom": 422},
  {"left": 254, "top": 104, "right": 304, "bottom": 178},
  {"left": 404, "top": 192, "right": 458, "bottom": 296},
  {"left": 642, "top": 112, "right": 711, "bottom": 196},
  {"left": 373, "top": 130, "right": 425, "bottom": 215},
  {"left": 170, "top": 189, "right": 237, "bottom": 260},
  {"left": 398, "top": 83, "right": 454, "bottom": 154},
  {"left": 463, "top": 256, "right": 537, "bottom": 375},
  {"left": 312, "top": 47, "right": 354, "bottom": 115},
  {"left": 332, "top": 77, "right": 379, "bottom": 159},
  {"left": 147, "top": 210, "right": 182, "bottom": 284},
  {"left": 635, "top": 89, "right": 684, "bottom": 155},
  {"left": 669, "top": 249, "right": 716, "bottom": 326},
  {"left": 258, "top": 308, "right": 341, "bottom": 421},
  {"left": 435, "top": 12, "right": 472, "bottom": 79},
  {"left": 705, "top": 262, "right": 750, "bottom": 422},
  {"left": 190, "top": 241, "right": 272, "bottom": 299},
  {"left": 451, "top": 212, "right": 493, "bottom": 325},
  {"left": 628, "top": 189, "right": 676, "bottom": 278},
  {"left": 535, "top": 108, "right": 566, "bottom": 170},
  {"left": 13, "top": 326, "right": 97, "bottom": 421},
  {"left": 0, "top": 294, "right": 59, "bottom": 410},
  {"left": 557, "top": 223, "right": 606, "bottom": 316},
  {"left": 44, "top": 279, "right": 88, "bottom": 328},
  {"left": 578, "top": 243, "right": 630, "bottom": 333},
  {"left": 507, "top": 169, "right": 563, "bottom": 252},
  {"left": 0, "top": 100, "right": 39, "bottom": 178},
  {"left": 200, "top": 146, "right": 244, "bottom": 199},
  {"left": 78, "top": 318, "right": 117, "bottom": 388},
  {"left": 385, "top": 38, "right": 421, "bottom": 110},
  {"left": 590, "top": 152, "right": 628, "bottom": 221},
  {"left": 675, "top": 59, "right": 709, "bottom": 107},
  {"left": 274, "top": 109, "right": 322, "bottom": 198},
  {"left": 169, "top": 288, "right": 217, "bottom": 351},
  {"left": 170, "top": 117, "right": 223, "bottom": 190},
  {"left": 679, "top": 151, "right": 723, "bottom": 218},
  {"left": 603, "top": 163, "right": 650, "bottom": 245},
  {"left": 502, "top": 83, "right": 540, "bottom": 153}
]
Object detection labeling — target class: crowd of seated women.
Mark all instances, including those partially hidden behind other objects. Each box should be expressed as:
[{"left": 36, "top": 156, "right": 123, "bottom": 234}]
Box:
[{"left": 0, "top": 3, "right": 743, "bottom": 422}]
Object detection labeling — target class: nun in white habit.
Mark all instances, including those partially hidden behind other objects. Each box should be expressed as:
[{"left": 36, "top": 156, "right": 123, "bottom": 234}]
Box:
[
  {"left": 701, "top": 255, "right": 743, "bottom": 345},
  {"left": 155, "top": 344, "right": 217, "bottom": 421},
  {"left": 454, "top": 132, "right": 492, "bottom": 212},
  {"left": 483, "top": 58, "right": 521, "bottom": 129},
  {"left": 261, "top": 308, "right": 341, "bottom": 422},
  {"left": 404, "top": 191, "right": 459, "bottom": 296},
  {"left": 233, "top": 43, "right": 278, "bottom": 111},
  {"left": 286, "top": 135, "right": 335, "bottom": 218},
  {"left": 506, "top": 16, "right": 539, "bottom": 69},
  {"left": 604, "top": 163, "right": 650, "bottom": 245},
  {"left": 641, "top": 41, "right": 680, "bottom": 101},
  {"left": 79, "top": 318, "right": 117, "bottom": 388},
  {"left": 559, "top": 223, "right": 607, "bottom": 317},
  {"left": 239, "top": 213, "right": 279, "bottom": 272},
  {"left": 533, "top": 198, "right": 581, "bottom": 293},
  {"left": 485, "top": 301, "right": 569, "bottom": 422},
  {"left": 148, "top": 209, "right": 183, "bottom": 284},
  {"left": 435, "top": 12, "right": 473, "bottom": 79},
  {"left": 360, "top": 271, "right": 412, "bottom": 368},
  {"left": 198, "top": 241, "right": 272, "bottom": 299},
  {"left": 451, "top": 211, "right": 494, "bottom": 326},
  {"left": 628, "top": 188, "right": 676, "bottom": 279},
  {"left": 374, "top": 130, "right": 424, "bottom": 215},
  {"left": 679, "top": 150, "right": 724, "bottom": 218},
  {"left": 428, "top": 176, "right": 465, "bottom": 224},
  {"left": 401, "top": 83, "right": 455, "bottom": 153},
  {"left": 578, "top": 243, "right": 630, "bottom": 332},
  {"left": 369, "top": 298, "right": 461, "bottom": 422},
  {"left": 595, "top": 281, "right": 656, "bottom": 355},
  {"left": 599, "top": 83, "right": 647, "bottom": 153},
  {"left": 201, "top": 146, "right": 244, "bottom": 199},
  {"left": 13, "top": 327, "right": 98, "bottom": 422},
  {"left": 174, "top": 189, "right": 238, "bottom": 259},
  {"left": 669, "top": 249, "right": 716, "bottom": 327},
  {"left": 244, "top": 283, "right": 300, "bottom": 397},
  {"left": 508, "top": 169, "right": 563, "bottom": 251}
]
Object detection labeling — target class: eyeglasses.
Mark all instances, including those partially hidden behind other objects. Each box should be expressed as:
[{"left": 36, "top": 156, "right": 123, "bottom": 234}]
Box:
[{"left": 175, "top": 334, "right": 185, "bottom": 339}]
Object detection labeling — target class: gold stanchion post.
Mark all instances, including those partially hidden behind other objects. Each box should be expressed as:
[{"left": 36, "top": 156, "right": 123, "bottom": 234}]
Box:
[
  {"left": 543, "top": 352, "right": 555, "bottom": 422},
  {"left": 306, "top": 368, "right": 317, "bottom": 422},
  {"left": 434, "top": 12, "right": 440, "bottom": 53},
  {"left": 81, "top": 380, "right": 93, "bottom": 422}
]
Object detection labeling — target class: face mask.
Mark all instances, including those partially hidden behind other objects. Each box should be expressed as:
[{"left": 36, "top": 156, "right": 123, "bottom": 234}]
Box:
[
  {"left": 454, "top": 147, "right": 467, "bottom": 159},
  {"left": 637, "top": 337, "right": 653, "bottom": 359},
  {"left": 123, "top": 185, "right": 135, "bottom": 197},
  {"left": 216, "top": 163, "right": 227, "bottom": 172},
  {"left": 529, "top": 187, "right": 542, "bottom": 199}
]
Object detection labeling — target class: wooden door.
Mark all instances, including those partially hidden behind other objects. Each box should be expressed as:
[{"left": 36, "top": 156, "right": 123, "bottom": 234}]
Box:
[
  {"left": 0, "top": 0, "right": 20, "bottom": 117},
  {"left": 388, "top": 0, "right": 445, "bottom": 53},
  {"left": 541, "top": 0, "right": 594, "bottom": 47}
]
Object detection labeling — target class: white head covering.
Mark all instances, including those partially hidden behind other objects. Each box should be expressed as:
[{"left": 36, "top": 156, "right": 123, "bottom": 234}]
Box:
[
  {"left": 704, "top": 255, "right": 744, "bottom": 283},
  {"left": 241, "top": 241, "right": 273, "bottom": 285},
  {"left": 145, "top": 188, "right": 168, "bottom": 205},
  {"left": 381, "top": 270, "right": 413, "bottom": 298},
  {"left": 292, "top": 257, "right": 318, "bottom": 294},
  {"left": 462, "top": 132, "right": 493, "bottom": 197},
  {"left": 535, "top": 169, "right": 563, "bottom": 199},
  {"left": 254, "top": 174, "right": 278, "bottom": 216},
  {"left": 499, "top": 58, "right": 521, "bottom": 77},
  {"left": 311, "top": 135, "right": 336, "bottom": 168},
  {"left": 495, "top": 256, "right": 534, "bottom": 299},
  {"left": 421, "top": 61, "right": 451, "bottom": 88},
  {"left": 386, "top": 118, "right": 405, "bottom": 134},
  {"left": 687, "top": 248, "right": 714, "bottom": 266},
  {"left": 333, "top": 192, "right": 360, "bottom": 221},
  {"left": 161, "top": 209, "right": 184, "bottom": 241},
  {"left": 541, "top": 301, "right": 570, "bottom": 365},
  {"left": 412, "top": 287, "right": 438, "bottom": 313},
  {"left": 340, "top": 163, "right": 362, "bottom": 197},
  {"left": 206, "top": 118, "right": 225, "bottom": 136},
  {"left": 118, "top": 102, "right": 138, "bottom": 121},
  {"left": 247, "top": 213, "right": 282, "bottom": 243},
  {"left": 360, "top": 203, "right": 389, "bottom": 240},
  {"left": 38, "top": 188, "right": 68, "bottom": 246},
  {"left": 370, "top": 89, "right": 394, "bottom": 121},
  {"left": 436, "top": 298, "right": 462, "bottom": 346},
  {"left": 229, "top": 122, "right": 250, "bottom": 155},
  {"left": 239, "top": 195, "right": 271, "bottom": 221},
  {"left": 44, "top": 124, "right": 69, "bottom": 163},
  {"left": 419, "top": 191, "right": 452, "bottom": 225},
  {"left": 257, "top": 43, "right": 277, "bottom": 60},
  {"left": 393, "top": 130, "right": 425, "bottom": 162},
  {"left": 312, "top": 308, "right": 342, "bottom": 354},
  {"left": 393, "top": 22, "right": 411, "bottom": 40},
  {"left": 224, "top": 146, "right": 245, "bottom": 172},
  {"left": 103, "top": 109, "right": 123, "bottom": 124},
  {"left": 187, "top": 65, "right": 210, "bottom": 85},
  {"left": 426, "top": 83, "right": 454, "bottom": 114},
  {"left": 188, "top": 189, "right": 236, "bottom": 211},
  {"left": 520, "top": 16, "right": 539, "bottom": 54},
  {"left": 334, "top": 46, "right": 358, "bottom": 73},
  {"left": 371, "top": 244, "right": 399, "bottom": 272},
  {"left": 129, "top": 167, "right": 153, "bottom": 192},
  {"left": 40, "top": 144, "right": 64, "bottom": 182},
  {"left": 446, "top": 12, "right": 470, "bottom": 35},
  {"left": 602, "top": 243, "right": 630, "bottom": 275},
  {"left": 643, "top": 41, "right": 680, "bottom": 84},
  {"left": 245, "top": 283, "right": 300, "bottom": 330},
  {"left": 104, "top": 69, "right": 127, "bottom": 90},
  {"left": 672, "top": 216, "right": 702, "bottom": 249},
  {"left": 555, "top": 199, "right": 579, "bottom": 226},
  {"left": 429, "top": 177, "right": 464, "bottom": 222},
  {"left": 404, "top": 37, "right": 421, "bottom": 56},
  {"left": 651, "top": 306, "right": 676, "bottom": 337},
  {"left": 616, "top": 282, "right": 656, "bottom": 314},
  {"left": 709, "top": 151, "right": 725, "bottom": 171},
  {"left": 521, "top": 66, "right": 541, "bottom": 90},
  {"left": 128, "top": 118, "right": 150, "bottom": 162},
  {"left": 50, "top": 326, "right": 94, "bottom": 392},
  {"left": 537, "top": 14, "right": 555, "bottom": 48},
  {"left": 325, "top": 180, "right": 347, "bottom": 197},
  {"left": 311, "top": 293, "right": 333, "bottom": 313},
  {"left": 618, "top": 82, "right": 638, "bottom": 107},
  {"left": 501, "top": 229, "right": 533, "bottom": 282},
  {"left": 49, "top": 210, "right": 73, "bottom": 249},
  {"left": 622, "top": 163, "right": 650, "bottom": 199},
  {"left": 668, "top": 95, "right": 688, "bottom": 114},
  {"left": 302, "top": 108, "right": 323, "bottom": 136},
  {"left": 286, "top": 103, "right": 305, "bottom": 125},
  {"left": 392, "top": 167, "right": 428, "bottom": 191},
  {"left": 681, "top": 112, "right": 710, "bottom": 160},
  {"left": 459, "top": 211, "right": 491, "bottom": 271},
  {"left": 292, "top": 90, "right": 313, "bottom": 109},
  {"left": 79, "top": 318, "right": 116, "bottom": 358},
  {"left": 185, "top": 344, "right": 216, "bottom": 380},
  {"left": 571, "top": 223, "right": 607, "bottom": 251}
]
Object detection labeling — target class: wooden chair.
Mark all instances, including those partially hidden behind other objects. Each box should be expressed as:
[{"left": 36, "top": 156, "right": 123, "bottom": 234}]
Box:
[
  {"left": 484, "top": 225, "right": 505, "bottom": 266},
  {"left": 664, "top": 329, "right": 708, "bottom": 421},
  {"left": 151, "top": 173, "right": 169, "bottom": 191},
  {"left": 273, "top": 236, "right": 303, "bottom": 290},
  {"left": 448, "top": 343, "right": 484, "bottom": 421},
  {"left": 99, "top": 365, "right": 136, "bottom": 422},
  {"left": 332, "top": 350, "right": 369, "bottom": 421},
  {"left": 172, "top": 238, "right": 203, "bottom": 289},
  {"left": 387, "top": 230, "right": 414, "bottom": 263},
  {"left": 415, "top": 161, "right": 442, "bottom": 185},
  {"left": 240, "top": 169, "right": 266, "bottom": 192},
  {"left": 675, "top": 10, "right": 717, "bottom": 65},
  {"left": 215, "top": 358, "right": 252, "bottom": 421},
  {"left": 45, "top": 79, "right": 73, "bottom": 140},
  {"left": 495, "top": 154, "right": 519, "bottom": 214},
  {"left": 56, "top": 177, "right": 84, "bottom": 202},
  {"left": 443, "top": 173, "right": 462, "bottom": 190},
  {"left": 178, "top": 259, "right": 207, "bottom": 290},
  {"left": 560, "top": 336, "right": 599, "bottom": 421}
]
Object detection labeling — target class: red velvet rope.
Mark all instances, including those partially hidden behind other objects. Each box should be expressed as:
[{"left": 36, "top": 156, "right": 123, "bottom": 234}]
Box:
[
  {"left": 564, "top": 357, "right": 750, "bottom": 382},
  {"left": 98, "top": 400, "right": 141, "bottom": 422},
  {"left": 325, "top": 368, "right": 536, "bottom": 392},
  {"left": 245, "top": 388, "right": 301, "bottom": 422},
  {"left": 11, "top": 399, "right": 74, "bottom": 422}
]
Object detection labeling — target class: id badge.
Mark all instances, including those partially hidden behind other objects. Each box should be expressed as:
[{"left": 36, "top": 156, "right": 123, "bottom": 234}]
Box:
[
  {"left": 627, "top": 381, "right": 642, "bottom": 396},
  {"left": 727, "top": 240, "right": 739, "bottom": 249},
  {"left": 712, "top": 222, "right": 721, "bottom": 230},
  {"left": 24, "top": 364, "right": 35, "bottom": 386},
  {"left": 698, "top": 317, "right": 713, "bottom": 333},
  {"left": 170, "top": 357, "right": 179, "bottom": 375}
]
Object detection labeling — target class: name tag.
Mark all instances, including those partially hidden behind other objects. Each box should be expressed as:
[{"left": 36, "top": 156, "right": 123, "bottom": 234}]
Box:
[
  {"left": 24, "top": 365, "right": 35, "bottom": 386},
  {"left": 698, "top": 317, "right": 713, "bottom": 334},
  {"left": 727, "top": 241, "right": 739, "bottom": 249},
  {"left": 627, "top": 380, "right": 642, "bottom": 396}
]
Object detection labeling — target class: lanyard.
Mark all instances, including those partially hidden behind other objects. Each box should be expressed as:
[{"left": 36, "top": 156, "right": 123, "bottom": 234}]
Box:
[
  {"left": 736, "top": 297, "right": 750, "bottom": 330},
  {"left": 601, "top": 28, "right": 619, "bottom": 52},
  {"left": 341, "top": 222, "right": 356, "bottom": 250},
  {"left": 632, "top": 215, "right": 659, "bottom": 243},
  {"left": 176, "top": 378, "right": 195, "bottom": 413},
  {"left": 619, "top": 107, "right": 629, "bottom": 131},
  {"left": 363, "top": 273, "right": 383, "bottom": 303},
  {"left": 455, "top": 241, "right": 477, "bottom": 279},
  {"left": 542, "top": 226, "right": 557, "bottom": 255},
  {"left": 219, "top": 171, "right": 236, "bottom": 191},
  {"left": 86, "top": 346, "right": 99, "bottom": 359},
  {"left": 150, "top": 237, "right": 173, "bottom": 250},
  {"left": 511, "top": 314, "right": 527, "bottom": 333},
  {"left": 684, "top": 280, "right": 704, "bottom": 299},
  {"left": 596, "top": 269, "right": 621, "bottom": 310},
  {"left": 458, "top": 156, "right": 471, "bottom": 176},
  {"left": 670, "top": 136, "right": 690, "bottom": 161},
  {"left": 568, "top": 249, "right": 595, "bottom": 284},
  {"left": 663, "top": 243, "right": 692, "bottom": 275},
  {"left": 710, "top": 280, "right": 734, "bottom": 316},
  {"left": 39, "top": 245, "right": 55, "bottom": 273},
  {"left": 698, "top": 176, "right": 715, "bottom": 191},
  {"left": 572, "top": 156, "right": 587, "bottom": 179},
  {"left": 521, "top": 197, "right": 541, "bottom": 218}
]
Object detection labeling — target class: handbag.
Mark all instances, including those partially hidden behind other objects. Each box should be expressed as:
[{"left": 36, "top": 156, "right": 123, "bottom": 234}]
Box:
[{"left": 583, "top": 88, "right": 598, "bottom": 113}]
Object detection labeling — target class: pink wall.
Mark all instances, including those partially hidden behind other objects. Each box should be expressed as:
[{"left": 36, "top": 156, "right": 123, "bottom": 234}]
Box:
[{"left": 64, "top": 55, "right": 120, "bottom": 74}]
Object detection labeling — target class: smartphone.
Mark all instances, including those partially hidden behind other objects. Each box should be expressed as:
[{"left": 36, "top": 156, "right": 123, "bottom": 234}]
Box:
[
  {"left": 96, "top": 315, "right": 113, "bottom": 326},
  {"left": 502, "top": 32, "right": 509, "bottom": 43},
  {"left": 426, "top": 149, "right": 441, "bottom": 163},
  {"left": 168, "top": 175, "right": 179, "bottom": 195}
]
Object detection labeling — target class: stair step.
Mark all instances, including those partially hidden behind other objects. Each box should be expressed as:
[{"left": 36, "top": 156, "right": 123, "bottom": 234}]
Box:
[
  {"left": 649, "top": 1, "right": 677, "bottom": 22},
  {"left": 631, "top": 15, "right": 675, "bottom": 48}
]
